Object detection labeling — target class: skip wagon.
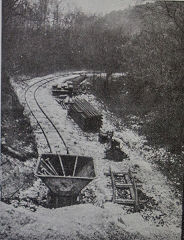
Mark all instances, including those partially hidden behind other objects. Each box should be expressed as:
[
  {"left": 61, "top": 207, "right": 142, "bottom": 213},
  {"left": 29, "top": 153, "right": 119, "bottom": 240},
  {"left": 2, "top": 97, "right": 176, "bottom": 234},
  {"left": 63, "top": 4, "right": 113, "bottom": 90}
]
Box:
[{"left": 35, "top": 153, "right": 95, "bottom": 207}]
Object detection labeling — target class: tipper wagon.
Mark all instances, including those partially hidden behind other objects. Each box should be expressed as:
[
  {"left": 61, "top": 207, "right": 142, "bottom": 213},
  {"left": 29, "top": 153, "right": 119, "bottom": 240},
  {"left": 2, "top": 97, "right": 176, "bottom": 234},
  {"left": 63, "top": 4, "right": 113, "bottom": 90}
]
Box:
[{"left": 35, "top": 153, "right": 95, "bottom": 207}]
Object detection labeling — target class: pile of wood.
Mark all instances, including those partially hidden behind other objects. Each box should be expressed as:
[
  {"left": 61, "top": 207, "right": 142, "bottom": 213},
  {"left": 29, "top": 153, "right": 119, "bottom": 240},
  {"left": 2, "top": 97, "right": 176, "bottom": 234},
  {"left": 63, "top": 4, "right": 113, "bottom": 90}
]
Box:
[
  {"left": 1, "top": 138, "right": 25, "bottom": 161},
  {"left": 68, "top": 98, "right": 103, "bottom": 132},
  {"left": 52, "top": 82, "right": 73, "bottom": 97}
]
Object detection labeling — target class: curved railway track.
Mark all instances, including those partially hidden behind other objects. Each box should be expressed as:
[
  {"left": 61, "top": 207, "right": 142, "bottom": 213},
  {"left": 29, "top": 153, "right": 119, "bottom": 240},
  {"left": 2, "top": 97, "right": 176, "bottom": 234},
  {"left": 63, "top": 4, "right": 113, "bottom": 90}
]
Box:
[
  {"left": 25, "top": 76, "right": 55, "bottom": 152},
  {"left": 24, "top": 73, "right": 80, "bottom": 154}
]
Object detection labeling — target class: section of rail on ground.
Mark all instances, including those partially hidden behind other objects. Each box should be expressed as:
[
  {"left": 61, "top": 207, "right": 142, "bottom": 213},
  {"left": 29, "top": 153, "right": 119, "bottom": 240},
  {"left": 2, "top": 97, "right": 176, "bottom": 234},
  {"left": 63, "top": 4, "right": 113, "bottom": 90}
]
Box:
[{"left": 105, "top": 167, "right": 145, "bottom": 212}]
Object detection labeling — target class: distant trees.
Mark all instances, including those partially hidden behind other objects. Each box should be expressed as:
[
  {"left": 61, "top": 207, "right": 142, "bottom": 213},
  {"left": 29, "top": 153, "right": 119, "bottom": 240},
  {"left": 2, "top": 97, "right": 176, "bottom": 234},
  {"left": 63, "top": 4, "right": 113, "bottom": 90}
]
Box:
[
  {"left": 2, "top": 1, "right": 128, "bottom": 75},
  {"left": 109, "top": 2, "right": 184, "bottom": 153},
  {"left": 2, "top": 1, "right": 184, "bottom": 152},
  {"left": 91, "top": 27, "right": 124, "bottom": 90}
]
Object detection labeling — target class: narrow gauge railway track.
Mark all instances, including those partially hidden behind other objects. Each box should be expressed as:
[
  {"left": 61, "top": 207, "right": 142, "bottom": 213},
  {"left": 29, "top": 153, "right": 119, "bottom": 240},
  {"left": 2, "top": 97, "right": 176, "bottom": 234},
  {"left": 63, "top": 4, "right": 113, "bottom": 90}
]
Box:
[{"left": 24, "top": 73, "right": 80, "bottom": 154}]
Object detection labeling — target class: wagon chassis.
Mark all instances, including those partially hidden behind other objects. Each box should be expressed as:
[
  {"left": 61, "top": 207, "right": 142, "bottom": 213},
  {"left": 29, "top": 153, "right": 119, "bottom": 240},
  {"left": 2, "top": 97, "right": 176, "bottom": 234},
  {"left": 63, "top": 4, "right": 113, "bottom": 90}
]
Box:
[{"left": 105, "top": 167, "right": 146, "bottom": 212}]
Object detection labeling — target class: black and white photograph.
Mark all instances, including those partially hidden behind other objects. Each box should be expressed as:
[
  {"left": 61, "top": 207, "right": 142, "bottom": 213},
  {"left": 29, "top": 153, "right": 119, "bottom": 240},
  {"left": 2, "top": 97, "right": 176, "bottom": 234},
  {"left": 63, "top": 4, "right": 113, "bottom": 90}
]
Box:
[{"left": 1, "top": 0, "right": 184, "bottom": 239}]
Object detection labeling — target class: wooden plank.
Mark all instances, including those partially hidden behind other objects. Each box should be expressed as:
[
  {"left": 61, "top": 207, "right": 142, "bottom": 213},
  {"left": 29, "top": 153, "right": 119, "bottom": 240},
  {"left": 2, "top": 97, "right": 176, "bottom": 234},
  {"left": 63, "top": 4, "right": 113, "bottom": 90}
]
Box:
[
  {"left": 2, "top": 144, "right": 25, "bottom": 161},
  {"left": 74, "top": 105, "right": 91, "bottom": 119},
  {"left": 39, "top": 167, "right": 52, "bottom": 176},
  {"left": 74, "top": 100, "right": 90, "bottom": 116},
  {"left": 81, "top": 113, "right": 87, "bottom": 119},
  {"left": 41, "top": 160, "right": 57, "bottom": 175},
  {"left": 128, "top": 170, "right": 139, "bottom": 211},
  {"left": 52, "top": 90, "right": 69, "bottom": 95},
  {"left": 104, "top": 171, "right": 137, "bottom": 177},
  {"left": 75, "top": 99, "right": 94, "bottom": 117},
  {"left": 73, "top": 156, "right": 78, "bottom": 176},
  {"left": 105, "top": 172, "right": 125, "bottom": 177},
  {"left": 110, "top": 167, "right": 116, "bottom": 202},
  {"left": 70, "top": 103, "right": 101, "bottom": 131},
  {"left": 132, "top": 176, "right": 139, "bottom": 211},
  {"left": 42, "top": 159, "right": 56, "bottom": 175},
  {"left": 115, "top": 199, "right": 135, "bottom": 205},
  {"left": 75, "top": 99, "right": 101, "bottom": 117},
  {"left": 84, "top": 103, "right": 101, "bottom": 118},
  {"left": 80, "top": 99, "right": 100, "bottom": 115},
  {"left": 124, "top": 173, "right": 135, "bottom": 201},
  {"left": 116, "top": 183, "right": 142, "bottom": 189},
  {"left": 45, "top": 159, "right": 59, "bottom": 175},
  {"left": 115, "top": 199, "right": 146, "bottom": 204},
  {"left": 43, "top": 169, "right": 51, "bottom": 176},
  {"left": 80, "top": 100, "right": 98, "bottom": 117},
  {"left": 72, "top": 105, "right": 83, "bottom": 113},
  {"left": 58, "top": 155, "right": 66, "bottom": 176},
  {"left": 75, "top": 100, "right": 93, "bottom": 118},
  {"left": 69, "top": 99, "right": 102, "bottom": 130},
  {"left": 117, "top": 171, "right": 137, "bottom": 174}
]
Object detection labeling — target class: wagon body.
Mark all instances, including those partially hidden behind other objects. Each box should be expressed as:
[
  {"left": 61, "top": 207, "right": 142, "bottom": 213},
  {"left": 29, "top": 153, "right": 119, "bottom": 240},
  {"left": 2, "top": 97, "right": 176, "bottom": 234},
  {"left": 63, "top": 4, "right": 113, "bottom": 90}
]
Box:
[{"left": 35, "top": 153, "right": 95, "bottom": 197}]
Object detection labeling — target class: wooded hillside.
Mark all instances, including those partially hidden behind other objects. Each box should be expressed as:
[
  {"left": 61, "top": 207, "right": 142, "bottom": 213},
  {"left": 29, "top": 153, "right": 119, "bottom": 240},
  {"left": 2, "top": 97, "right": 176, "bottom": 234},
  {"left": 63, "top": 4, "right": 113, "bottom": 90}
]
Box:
[{"left": 2, "top": 0, "right": 184, "bottom": 155}]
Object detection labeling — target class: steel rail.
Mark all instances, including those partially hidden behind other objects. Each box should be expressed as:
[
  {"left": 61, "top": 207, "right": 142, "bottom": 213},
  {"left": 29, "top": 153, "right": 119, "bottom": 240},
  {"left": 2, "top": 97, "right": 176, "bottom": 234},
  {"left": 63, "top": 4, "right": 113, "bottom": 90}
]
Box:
[
  {"left": 25, "top": 74, "right": 69, "bottom": 152},
  {"left": 25, "top": 72, "right": 82, "bottom": 154},
  {"left": 34, "top": 79, "right": 69, "bottom": 154},
  {"left": 25, "top": 76, "right": 57, "bottom": 152}
]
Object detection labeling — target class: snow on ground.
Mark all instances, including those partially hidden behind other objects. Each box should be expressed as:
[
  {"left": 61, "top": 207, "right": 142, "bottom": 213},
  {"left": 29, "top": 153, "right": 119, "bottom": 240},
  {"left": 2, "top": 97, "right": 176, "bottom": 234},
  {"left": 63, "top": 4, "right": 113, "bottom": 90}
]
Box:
[
  {"left": 8, "top": 72, "right": 182, "bottom": 239},
  {"left": 78, "top": 93, "right": 181, "bottom": 227},
  {"left": 0, "top": 203, "right": 155, "bottom": 240}
]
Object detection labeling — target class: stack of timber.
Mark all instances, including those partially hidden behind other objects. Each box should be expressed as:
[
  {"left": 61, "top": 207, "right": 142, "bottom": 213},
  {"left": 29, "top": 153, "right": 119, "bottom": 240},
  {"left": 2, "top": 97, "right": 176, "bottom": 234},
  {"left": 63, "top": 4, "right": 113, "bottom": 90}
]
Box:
[
  {"left": 52, "top": 88, "right": 69, "bottom": 96},
  {"left": 52, "top": 82, "right": 73, "bottom": 97},
  {"left": 68, "top": 98, "right": 102, "bottom": 132}
]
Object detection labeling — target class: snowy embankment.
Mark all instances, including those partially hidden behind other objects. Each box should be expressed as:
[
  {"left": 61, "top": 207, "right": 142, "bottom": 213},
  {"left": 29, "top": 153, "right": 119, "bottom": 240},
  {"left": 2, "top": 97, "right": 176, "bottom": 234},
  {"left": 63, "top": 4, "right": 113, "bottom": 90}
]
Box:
[{"left": 3, "top": 72, "right": 181, "bottom": 240}]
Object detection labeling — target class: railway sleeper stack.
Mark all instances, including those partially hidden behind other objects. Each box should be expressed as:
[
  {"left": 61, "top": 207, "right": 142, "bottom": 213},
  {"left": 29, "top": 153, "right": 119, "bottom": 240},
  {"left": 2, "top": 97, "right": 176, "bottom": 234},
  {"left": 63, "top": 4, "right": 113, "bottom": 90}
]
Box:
[
  {"left": 52, "top": 82, "right": 73, "bottom": 97},
  {"left": 105, "top": 168, "right": 145, "bottom": 212},
  {"left": 68, "top": 98, "right": 103, "bottom": 132}
]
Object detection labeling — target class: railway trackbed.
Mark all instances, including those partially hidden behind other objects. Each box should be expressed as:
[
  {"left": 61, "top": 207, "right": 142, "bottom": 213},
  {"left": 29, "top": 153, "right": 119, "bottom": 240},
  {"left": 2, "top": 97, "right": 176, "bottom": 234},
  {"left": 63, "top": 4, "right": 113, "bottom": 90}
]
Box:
[
  {"left": 2, "top": 72, "right": 180, "bottom": 238},
  {"left": 24, "top": 73, "right": 146, "bottom": 209},
  {"left": 24, "top": 72, "right": 98, "bottom": 208},
  {"left": 24, "top": 73, "right": 81, "bottom": 154}
]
